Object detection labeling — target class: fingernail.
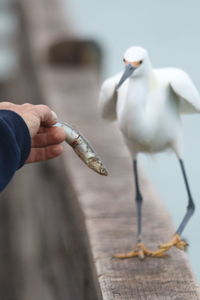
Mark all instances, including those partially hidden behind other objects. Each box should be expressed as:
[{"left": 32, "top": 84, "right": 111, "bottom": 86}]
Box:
[{"left": 51, "top": 110, "right": 58, "bottom": 120}]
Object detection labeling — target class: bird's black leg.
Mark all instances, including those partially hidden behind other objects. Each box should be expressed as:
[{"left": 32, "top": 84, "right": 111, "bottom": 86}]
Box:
[
  {"left": 114, "top": 159, "right": 153, "bottom": 258},
  {"left": 176, "top": 159, "right": 195, "bottom": 235},
  {"left": 154, "top": 159, "right": 195, "bottom": 256},
  {"left": 133, "top": 159, "right": 143, "bottom": 243}
]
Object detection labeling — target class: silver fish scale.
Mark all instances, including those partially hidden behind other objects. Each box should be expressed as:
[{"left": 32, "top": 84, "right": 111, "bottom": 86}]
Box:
[{"left": 54, "top": 121, "right": 108, "bottom": 176}]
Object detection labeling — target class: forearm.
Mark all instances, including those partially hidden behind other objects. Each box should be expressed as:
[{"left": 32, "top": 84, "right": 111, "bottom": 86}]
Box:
[{"left": 0, "top": 110, "right": 31, "bottom": 192}]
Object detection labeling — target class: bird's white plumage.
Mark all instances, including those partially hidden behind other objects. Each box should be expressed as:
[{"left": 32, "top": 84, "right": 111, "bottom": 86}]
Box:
[
  {"left": 168, "top": 68, "right": 200, "bottom": 113},
  {"left": 99, "top": 76, "right": 118, "bottom": 121},
  {"left": 99, "top": 47, "right": 200, "bottom": 158},
  {"left": 124, "top": 46, "right": 147, "bottom": 62}
]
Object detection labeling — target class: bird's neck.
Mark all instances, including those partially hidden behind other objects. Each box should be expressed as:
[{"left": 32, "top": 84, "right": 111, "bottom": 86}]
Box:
[
  {"left": 132, "top": 61, "right": 153, "bottom": 82},
  {"left": 148, "top": 70, "right": 157, "bottom": 91},
  {"left": 127, "top": 69, "right": 156, "bottom": 109},
  {"left": 132, "top": 69, "right": 154, "bottom": 90}
]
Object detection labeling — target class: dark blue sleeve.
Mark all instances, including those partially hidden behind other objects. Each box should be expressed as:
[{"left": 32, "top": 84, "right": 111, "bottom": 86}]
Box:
[{"left": 0, "top": 110, "right": 31, "bottom": 192}]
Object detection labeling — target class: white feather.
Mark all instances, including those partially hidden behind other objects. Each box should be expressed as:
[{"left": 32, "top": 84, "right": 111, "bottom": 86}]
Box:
[
  {"left": 169, "top": 68, "right": 200, "bottom": 113},
  {"left": 99, "top": 74, "right": 120, "bottom": 121}
]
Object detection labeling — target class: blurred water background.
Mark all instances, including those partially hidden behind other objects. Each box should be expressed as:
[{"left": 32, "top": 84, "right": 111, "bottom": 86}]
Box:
[{"left": 63, "top": 0, "right": 200, "bottom": 280}]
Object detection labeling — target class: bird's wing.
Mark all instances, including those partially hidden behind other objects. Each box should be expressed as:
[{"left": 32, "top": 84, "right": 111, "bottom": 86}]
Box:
[
  {"left": 169, "top": 68, "right": 200, "bottom": 114},
  {"left": 99, "top": 74, "right": 120, "bottom": 121}
]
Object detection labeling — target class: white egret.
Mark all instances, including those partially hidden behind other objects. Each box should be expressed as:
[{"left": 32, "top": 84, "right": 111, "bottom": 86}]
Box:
[{"left": 99, "top": 46, "right": 200, "bottom": 258}]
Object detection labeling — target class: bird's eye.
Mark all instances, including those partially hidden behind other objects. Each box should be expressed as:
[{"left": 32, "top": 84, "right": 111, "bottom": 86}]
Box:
[
  {"left": 123, "top": 58, "right": 126, "bottom": 63},
  {"left": 139, "top": 60, "right": 143, "bottom": 64}
]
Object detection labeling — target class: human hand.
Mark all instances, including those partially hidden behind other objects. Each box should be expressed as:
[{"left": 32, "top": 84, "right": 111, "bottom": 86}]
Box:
[
  {"left": 0, "top": 102, "right": 66, "bottom": 163},
  {"left": 26, "top": 125, "right": 66, "bottom": 163}
]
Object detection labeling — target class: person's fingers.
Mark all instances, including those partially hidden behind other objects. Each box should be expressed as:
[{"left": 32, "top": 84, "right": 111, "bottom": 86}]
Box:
[
  {"left": 37, "top": 126, "right": 54, "bottom": 134},
  {"left": 37, "top": 126, "right": 48, "bottom": 134},
  {"left": 0, "top": 101, "right": 16, "bottom": 109},
  {"left": 32, "top": 127, "right": 66, "bottom": 148},
  {"left": 26, "top": 144, "right": 64, "bottom": 163},
  {"left": 18, "top": 104, "right": 58, "bottom": 137},
  {"left": 33, "top": 105, "right": 58, "bottom": 126}
]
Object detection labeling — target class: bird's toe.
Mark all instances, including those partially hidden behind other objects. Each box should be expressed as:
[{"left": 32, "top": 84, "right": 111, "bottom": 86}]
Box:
[
  {"left": 158, "top": 234, "right": 188, "bottom": 253},
  {"left": 113, "top": 243, "right": 152, "bottom": 260}
]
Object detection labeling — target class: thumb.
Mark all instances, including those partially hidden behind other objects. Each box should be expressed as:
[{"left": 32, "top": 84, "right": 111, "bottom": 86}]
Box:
[{"left": 35, "top": 105, "right": 58, "bottom": 126}]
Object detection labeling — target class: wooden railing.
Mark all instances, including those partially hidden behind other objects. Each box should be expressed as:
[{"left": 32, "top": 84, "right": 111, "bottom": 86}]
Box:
[{"left": 1, "top": 0, "right": 199, "bottom": 298}]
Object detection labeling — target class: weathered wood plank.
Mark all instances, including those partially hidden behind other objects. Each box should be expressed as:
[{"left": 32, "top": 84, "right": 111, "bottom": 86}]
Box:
[
  {"left": 18, "top": 0, "right": 200, "bottom": 299},
  {"left": 5, "top": 160, "right": 99, "bottom": 300}
]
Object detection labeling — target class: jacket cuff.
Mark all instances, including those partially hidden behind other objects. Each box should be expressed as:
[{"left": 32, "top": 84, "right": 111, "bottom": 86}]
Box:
[{"left": 0, "top": 110, "right": 31, "bottom": 168}]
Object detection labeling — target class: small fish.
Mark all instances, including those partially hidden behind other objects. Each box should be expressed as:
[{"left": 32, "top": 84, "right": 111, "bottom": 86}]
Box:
[{"left": 54, "top": 121, "right": 108, "bottom": 176}]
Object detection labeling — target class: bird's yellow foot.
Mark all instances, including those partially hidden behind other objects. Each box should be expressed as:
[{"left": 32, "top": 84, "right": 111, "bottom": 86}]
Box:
[
  {"left": 113, "top": 243, "right": 153, "bottom": 260},
  {"left": 159, "top": 234, "right": 188, "bottom": 250},
  {"left": 150, "top": 234, "right": 188, "bottom": 257}
]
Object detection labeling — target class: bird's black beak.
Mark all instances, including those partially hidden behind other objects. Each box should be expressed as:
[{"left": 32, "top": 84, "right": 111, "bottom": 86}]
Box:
[{"left": 116, "top": 64, "right": 136, "bottom": 90}]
